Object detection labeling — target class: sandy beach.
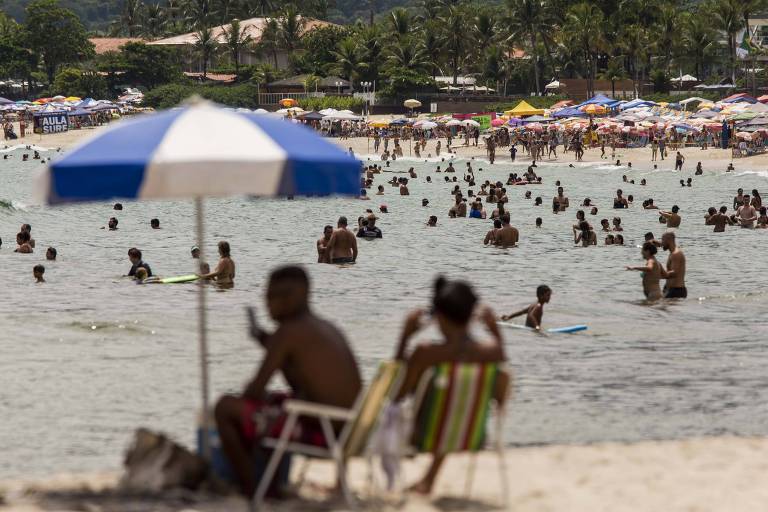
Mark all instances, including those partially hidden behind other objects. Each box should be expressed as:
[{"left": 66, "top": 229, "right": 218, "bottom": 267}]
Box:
[
  {"left": 14, "top": 120, "right": 768, "bottom": 175},
  {"left": 2, "top": 436, "right": 768, "bottom": 511}
]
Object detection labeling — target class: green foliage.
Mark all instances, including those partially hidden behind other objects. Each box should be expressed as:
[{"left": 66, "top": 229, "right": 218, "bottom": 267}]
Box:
[
  {"left": 143, "top": 83, "right": 261, "bottom": 109},
  {"left": 378, "top": 68, "right": 435, "bottom": 99},
  {"left": 101, "top": 42, "right": 184, "bottom": 90},
  {"left": 650, "top": 69, "right": 671, "bottom": 94},
  {"left": 52, "top": 66, "right": 107, "bottom": 97},
  {"left": 290, "top": 25, "right": 349, "bottom": 76},
  {"left": 24, "top": 0, "right": 93, "bottom": 83},
  {"left": 298, "top": 95, "right": 363, "bottom": 111}
]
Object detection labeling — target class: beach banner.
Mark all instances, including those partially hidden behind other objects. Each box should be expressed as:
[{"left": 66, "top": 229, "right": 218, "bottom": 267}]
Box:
[
  {"left": 471, "top": 114, "right": 492, "bottom": 130},
  {"left": 33, "top": 112, "right": 69, "bottom": 134}
]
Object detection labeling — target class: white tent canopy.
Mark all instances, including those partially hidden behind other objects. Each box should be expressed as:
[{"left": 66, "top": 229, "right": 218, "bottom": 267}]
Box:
[
  {"left": 672, "top": 74, "right": 698, "bottom": 82},
  {"left": 679, "top": 97, "right": 708, "bottom": 105},
  {"left": 545, "top": 80, "right": 561, "bottom": 89}
]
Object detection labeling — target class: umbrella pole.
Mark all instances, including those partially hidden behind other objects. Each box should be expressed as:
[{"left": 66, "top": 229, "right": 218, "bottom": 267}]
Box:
[{"left": 196, "top": 196, "right": 211, "bottom": 459}]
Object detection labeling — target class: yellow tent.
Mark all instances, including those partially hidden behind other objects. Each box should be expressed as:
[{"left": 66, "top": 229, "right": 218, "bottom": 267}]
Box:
[{"left": 504, "top": 100, "right": 545, "bottom": 117}]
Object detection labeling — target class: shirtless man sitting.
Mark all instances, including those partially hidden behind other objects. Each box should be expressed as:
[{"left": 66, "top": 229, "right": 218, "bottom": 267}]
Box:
[
  {"left": 495, "top": 214, "right": 519, "bottom": 248},
  {"left": 214, "top": 266, "right": 362, "bottom": 497},
  {"left": 327, "top": 216, "right": 358, "bottom": 264},
  {"left": 660, "top": 232, "right": 687, "bottom": 298},
  {"left": 199, "top": 241, "right": 235, "bottom": 287}
]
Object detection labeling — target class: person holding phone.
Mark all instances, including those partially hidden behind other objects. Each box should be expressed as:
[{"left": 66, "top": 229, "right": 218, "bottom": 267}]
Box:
[{"left": 214, "top": 266, "right": 361, "bottom": 497}]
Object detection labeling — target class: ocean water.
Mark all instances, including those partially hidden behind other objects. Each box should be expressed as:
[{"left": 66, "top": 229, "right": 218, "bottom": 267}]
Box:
[{"left": 1, "top": 146, "right": 768, "bottom": 478}]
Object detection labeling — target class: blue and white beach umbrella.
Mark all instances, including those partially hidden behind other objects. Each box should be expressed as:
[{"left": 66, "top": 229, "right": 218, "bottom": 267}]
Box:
[
  {"left": 37, "top": 100, "right": 361, "bottom": 456},
  {"left": 39, "top": 101, "right": 360, "bottom": 203}
]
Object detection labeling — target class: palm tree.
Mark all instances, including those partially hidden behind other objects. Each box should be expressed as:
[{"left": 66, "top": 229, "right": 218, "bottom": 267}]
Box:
[
  {"left": 682, "top": 11, "right": 717, "bottom": 80},
  {"left": 215, "top": 0, "right": 236, "bottom": 25},
  {"left": 256, "top": 18, "right": 280, "bottom": 67},
  {"left": 599, "top": 57, "right": 627, "bottom": 98},
  {"left": 505, "top": 0, "right": 555, "bottom": 94},
  {"left": 185, "top": 0, "right": 215, "bottom": 30},
  {"left": 194, "top": 27, "right": 218, "bottom": 78},
  {"left": 277, "top": 4, "right": 305, "bottom": 52},
  {"left": 389, "top": 8, "right": 411, "bottom": 38},
  {"left": 141, "top": 3, "right": 167, "bottom": 39},
  {"left": 239, "top": 0, "right": 274, "bottom": 17},
  {"left": 439, "top": 3, "right": 468, "bottom": 86},
  {"left": 564, "top": 2, "right": 606, "bottom": 97},
  {"left": 223, "top": 19, "right": 253, "bottom": 77},
  {"left": 386, "top": 39, "right": 429, "bottom": 73},
  {"left": 482, "top": 46, "right": 507, "bottom": 93},
  {"left": 617, "top": 23, "right": 650, "bottom": 97},
  {"left": 331, "top": 37, "right": 366, "bottom": 85},
  {"left": 655, "top": 4, "right": 679, "bottom": 71},
  {"left": 422, "top": 22, "right": 443, "bottom": 79},
  {"left": 120, "top": 0, "right": 144, "bottom": 36},
  {"left": 710, "top": 0, "right": 743, "bottom": 84},
  {"left": 358, "top": 24, "right": 383, "bottom": 83}
]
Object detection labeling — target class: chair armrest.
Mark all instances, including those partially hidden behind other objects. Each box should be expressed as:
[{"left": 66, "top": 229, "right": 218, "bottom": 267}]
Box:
[{"left": 283, "top": 399, "right": 356, "bottom": 422}]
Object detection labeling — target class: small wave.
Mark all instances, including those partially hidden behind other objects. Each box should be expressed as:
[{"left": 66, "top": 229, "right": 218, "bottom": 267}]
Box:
[
  {"left": 0, "top": 144, "right": 52, "bottom": 153},
  {"left": 735, "top": 170, "right": 768, "bottom": 179},
  {"left": 0, "top": 199, "right": 15, "bottom": 210}
]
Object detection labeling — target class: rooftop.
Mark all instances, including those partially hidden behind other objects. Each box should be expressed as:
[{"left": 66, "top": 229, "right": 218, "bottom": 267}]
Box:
[
  {"left": 89, "top": 38, "right": 145, "bottom": 55},
  {"left": 148, "top": 17, "right": 334, "bottom": 47}
]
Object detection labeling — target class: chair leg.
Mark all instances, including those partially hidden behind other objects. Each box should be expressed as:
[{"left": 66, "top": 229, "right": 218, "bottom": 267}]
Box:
[
  {"left": 320, "top": 417, "right": 355, "bottom": 509},
  {"left": 252, "top": 413, "right": 298, "bottom": 511},
  {"left": 464, "top": 453, "right": 477, "bottom": 499},
  {"left": 496, "top": 445, "right": 509, "bottom": 507}
]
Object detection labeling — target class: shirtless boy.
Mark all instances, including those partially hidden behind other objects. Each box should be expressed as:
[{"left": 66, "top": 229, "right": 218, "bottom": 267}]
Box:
[{"left": 500, "top": 285, "right": 552, "bottom": 330}]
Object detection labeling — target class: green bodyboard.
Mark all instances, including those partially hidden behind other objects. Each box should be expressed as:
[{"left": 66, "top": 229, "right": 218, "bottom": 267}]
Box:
[{"left": 159, "top": 274, "right": 200, "bottom": 284}]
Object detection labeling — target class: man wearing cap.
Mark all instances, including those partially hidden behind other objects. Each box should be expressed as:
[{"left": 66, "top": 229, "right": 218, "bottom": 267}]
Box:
[
  {"left": 327, "top": 216, "right": 358, "bottom": 264},
  {"left": 357, "top": 214, "right": 383, "bottom": 239}
]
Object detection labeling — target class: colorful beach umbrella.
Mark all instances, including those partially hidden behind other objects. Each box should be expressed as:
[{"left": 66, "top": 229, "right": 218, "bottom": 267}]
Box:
[
  {"left": 37, "top": 100, "right": 361, "bottom": 456},
  {"left": 279, "top": 98, "right": 297, "bottom": 107}
]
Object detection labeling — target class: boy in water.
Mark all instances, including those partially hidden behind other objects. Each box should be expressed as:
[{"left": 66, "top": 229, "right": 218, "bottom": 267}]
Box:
[
  {"left": 33, "top": 264, "right": 45, "bottom": 283},
  {"left": 500, "top": 285, "right": 552, "bottom": 330}
]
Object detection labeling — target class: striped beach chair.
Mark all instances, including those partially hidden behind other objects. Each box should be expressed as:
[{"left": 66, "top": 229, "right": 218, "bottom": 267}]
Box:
[{"left": 411, "top": 362, "right": 510, "bottom": 502}]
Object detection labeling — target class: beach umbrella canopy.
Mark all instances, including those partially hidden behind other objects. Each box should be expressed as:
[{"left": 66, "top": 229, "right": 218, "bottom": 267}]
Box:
[
  {"left": 0, "top": 97, "right": 13, "bottom": 105},
  {"left": 415, "top": 120, "right": 438, "bottom": 129},
  {"left": 37, "top": 100, "right": 361, "bottom": 455},
  {"left": 403, "top": 99, "right": 422, "bottom": 109},
  {"left": 279, "top": 98, "right": 297, "bottom": 107},
  {"left": 491, "top": 118, "right": 506, "bottom": 127},
  {"left": 582, "top": 104, "right": 607, "bottom": 115},
  {"left": 504, "top": 100, "right": 544, "bottom": 117},
  {"left": 463, "top": 119, "right": 481, "bottom": 127},
  {"left": 445, "top": 119, "right": 462, "bottom": 127}
]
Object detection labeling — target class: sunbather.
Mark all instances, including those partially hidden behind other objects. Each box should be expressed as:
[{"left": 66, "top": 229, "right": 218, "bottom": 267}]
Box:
[
  {"left": 393, "top": 276, "right": 509, "bottom": 494},
  {"left": 214, "top": 265, "right": 362, "bottom": 497}
]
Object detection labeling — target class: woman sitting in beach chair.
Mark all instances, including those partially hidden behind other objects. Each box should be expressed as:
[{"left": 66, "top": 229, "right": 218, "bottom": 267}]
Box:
[{"left": 393, "top": 276, "right": 509, "bottom": 494}]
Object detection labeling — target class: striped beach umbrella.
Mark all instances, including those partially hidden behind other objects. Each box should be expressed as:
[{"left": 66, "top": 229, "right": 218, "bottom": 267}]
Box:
[{"left": 36, "top": 99, "right": 361, "bottom": 456}]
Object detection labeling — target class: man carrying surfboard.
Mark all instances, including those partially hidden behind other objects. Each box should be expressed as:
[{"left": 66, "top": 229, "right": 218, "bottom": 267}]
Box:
[{"left": 500, "top": 285, "right": 552, "bottom": 330}]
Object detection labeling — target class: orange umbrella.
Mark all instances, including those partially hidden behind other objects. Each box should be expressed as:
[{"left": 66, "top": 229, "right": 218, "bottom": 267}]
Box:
[
  {"left": 582, "top": 104, "right": 607, "bottom": 115},
  {"left": 279, "top": 98, "right": 297, "bottom": 107}
]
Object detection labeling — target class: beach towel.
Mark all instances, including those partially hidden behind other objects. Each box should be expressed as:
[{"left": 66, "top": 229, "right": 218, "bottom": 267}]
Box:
[{"left": 413, "top": 363, "right": 499, "bottom": 454}]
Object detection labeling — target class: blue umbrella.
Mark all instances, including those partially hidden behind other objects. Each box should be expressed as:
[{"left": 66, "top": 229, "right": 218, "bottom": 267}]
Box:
[{"left": 37, "top": 100, "right": 361, "bottom": 455}]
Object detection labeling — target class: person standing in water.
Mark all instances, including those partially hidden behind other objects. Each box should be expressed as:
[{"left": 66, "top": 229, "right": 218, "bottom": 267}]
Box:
[
  {"left": 316, "top": 225, "right": 333, "bottom": 263},
  {"left": 198, "top": 241, "right": 235, "bottom": 288},
  {"left": 625, "top": 242, "right": 663, "bottom": 300},
  {"left": 327, "top": 216, "right": 358, "bottom": 264},
  {"left": 500, "top": 285, "right": 552, "bottom": 330},
  {"left": 660, "top": 232, "right": 686, "bottom": 298}
]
